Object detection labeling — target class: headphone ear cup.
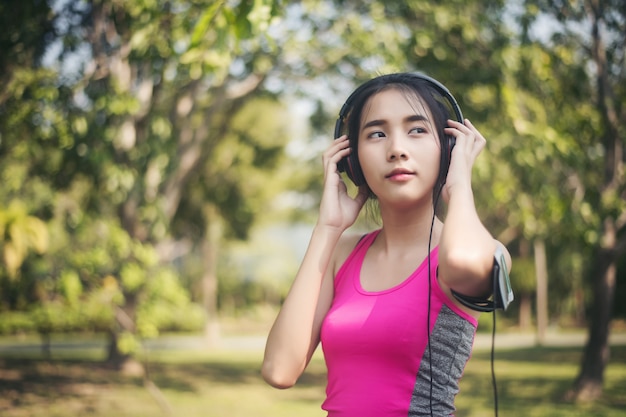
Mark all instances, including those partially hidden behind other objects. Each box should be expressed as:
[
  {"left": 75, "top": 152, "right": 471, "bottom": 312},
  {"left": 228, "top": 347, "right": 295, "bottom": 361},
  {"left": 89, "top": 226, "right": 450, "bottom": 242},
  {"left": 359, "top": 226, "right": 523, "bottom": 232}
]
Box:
[
  {"left": 335, "top": 117, "right": 366, "bottom": 186},
  {"left": 335, "top": 117, "right": 350, "bottom": 175},
  {"left": 448, "top": 135, "right": 456, "bottom": 152},
  {"left": 337, "top": 153, "right": 349, "bottom": 174},
  {"left": 345, "top": 150, "right": 365, "bottom": 186},
  {"left": 437, "top": 135, "right": 455, "bottom": 189},
  {"left": 447, "top": 135, "right": 455, "bottom": 168}
]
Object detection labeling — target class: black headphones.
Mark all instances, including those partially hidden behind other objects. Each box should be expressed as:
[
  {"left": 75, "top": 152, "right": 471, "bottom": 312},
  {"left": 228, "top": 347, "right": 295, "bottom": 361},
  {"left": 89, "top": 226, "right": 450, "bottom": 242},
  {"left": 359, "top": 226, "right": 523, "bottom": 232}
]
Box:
[{"left": 333, "top": 72, "right": 463, "bottom": 189}]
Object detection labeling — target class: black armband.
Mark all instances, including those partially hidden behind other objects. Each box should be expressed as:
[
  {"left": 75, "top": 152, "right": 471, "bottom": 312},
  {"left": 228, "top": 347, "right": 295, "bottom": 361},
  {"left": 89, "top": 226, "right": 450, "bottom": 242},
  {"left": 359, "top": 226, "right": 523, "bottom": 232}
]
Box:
[{"left": 451, "top": 246, "right": 514, "bottom": 313}]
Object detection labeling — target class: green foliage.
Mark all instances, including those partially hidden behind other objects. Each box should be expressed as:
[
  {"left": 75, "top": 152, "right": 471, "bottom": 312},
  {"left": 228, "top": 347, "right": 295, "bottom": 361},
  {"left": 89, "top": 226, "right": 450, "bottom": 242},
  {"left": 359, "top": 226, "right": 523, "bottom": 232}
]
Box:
[
  {"left": 0, "top": 200, "right": 49, "bottom": 279},
  {"left": 137, "top": 268, "right": 206, "bottom": 336},
  {"left": 31, "top": 303, "right": 81, "bottom": 334},
  {"left": 510, "top": 257, "right": 537, "bottom": 294},
  {"left": 185, "top": 0, "right": 280, "bottom": 79},
  {"left": 202, "top": 97, "right": 291, "bottom": 239},
  {"left": 0, "top": 311, "right": 36, "bottom": 335},
  {"left": 0, "top": 275, "right": 116, "bottom": 336},
  {"left": 120, "top": 263, "right": 146, "bottom": 295},
  {"left": 137, "top": 301, "right": 206, "bottom": 337},
  {"left": 0, "top": 0, "right": 293, "bottom": 356},
  {"left": 116, "top": 330, "right": 140, "bottom": 355},
  {"left": 58, "top": 270, "right": 83, "bottom": 306}
]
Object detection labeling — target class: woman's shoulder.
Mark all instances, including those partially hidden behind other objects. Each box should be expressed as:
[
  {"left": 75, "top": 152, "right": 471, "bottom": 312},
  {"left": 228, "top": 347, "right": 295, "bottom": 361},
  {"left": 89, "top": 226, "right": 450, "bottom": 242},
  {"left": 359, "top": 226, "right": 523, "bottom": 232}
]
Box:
[
  {"left": 331, "top": 230, "right": 377, "bottom": 275},
  {"left": 336, "top": 230, "right": 368, "bottom": 252}
]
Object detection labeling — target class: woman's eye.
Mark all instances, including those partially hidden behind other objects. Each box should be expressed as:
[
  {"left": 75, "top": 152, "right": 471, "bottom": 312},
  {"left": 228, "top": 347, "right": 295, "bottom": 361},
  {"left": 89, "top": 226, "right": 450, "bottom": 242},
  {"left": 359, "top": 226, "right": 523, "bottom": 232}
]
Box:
[
  {"left": 409, "top": 127, "right": 426, "bottom": 134},
  {"left": 367, "top": 131, "right": 386, "bottom": 139}
]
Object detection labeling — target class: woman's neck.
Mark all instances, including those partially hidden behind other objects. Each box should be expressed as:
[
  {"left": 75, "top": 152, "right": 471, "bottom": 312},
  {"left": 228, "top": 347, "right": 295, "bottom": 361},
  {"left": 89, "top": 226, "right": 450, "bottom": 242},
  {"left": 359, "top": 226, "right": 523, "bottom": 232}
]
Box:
[{"left": 376, "top": 202, "right": 443, "bottom": 254}]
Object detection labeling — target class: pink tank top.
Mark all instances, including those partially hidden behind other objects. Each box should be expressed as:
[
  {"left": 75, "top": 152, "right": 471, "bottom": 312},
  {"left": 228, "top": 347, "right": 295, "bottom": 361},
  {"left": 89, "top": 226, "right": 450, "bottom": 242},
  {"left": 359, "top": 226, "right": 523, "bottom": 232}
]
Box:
[{"left": 320, "top": 230, "right": 478, "bottom": 416}]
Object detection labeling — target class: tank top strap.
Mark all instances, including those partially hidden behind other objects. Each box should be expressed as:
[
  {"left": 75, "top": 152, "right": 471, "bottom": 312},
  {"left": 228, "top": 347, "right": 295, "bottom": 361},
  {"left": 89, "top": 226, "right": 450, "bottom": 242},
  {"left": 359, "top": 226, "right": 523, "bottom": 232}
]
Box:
[{"left": 334, "top": 230, "right": 380, "bottom": 289}]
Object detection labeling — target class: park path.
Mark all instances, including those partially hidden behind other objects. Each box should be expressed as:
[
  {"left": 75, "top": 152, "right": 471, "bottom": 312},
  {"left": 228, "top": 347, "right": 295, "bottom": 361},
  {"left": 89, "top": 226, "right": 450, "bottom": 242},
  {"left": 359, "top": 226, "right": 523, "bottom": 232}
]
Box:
[
  {"left": 211, "top": 331, "right": 626, "bottom": 352},
  {"left": 2, "top": 331, "right": 626, "bottom": 355}
]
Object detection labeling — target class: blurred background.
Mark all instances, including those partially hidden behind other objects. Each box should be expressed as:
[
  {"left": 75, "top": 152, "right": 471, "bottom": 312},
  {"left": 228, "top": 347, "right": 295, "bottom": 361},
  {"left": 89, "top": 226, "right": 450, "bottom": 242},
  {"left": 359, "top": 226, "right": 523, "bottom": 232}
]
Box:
[{"left": 0, "top": 0, "right": 625, "bottom": 416}]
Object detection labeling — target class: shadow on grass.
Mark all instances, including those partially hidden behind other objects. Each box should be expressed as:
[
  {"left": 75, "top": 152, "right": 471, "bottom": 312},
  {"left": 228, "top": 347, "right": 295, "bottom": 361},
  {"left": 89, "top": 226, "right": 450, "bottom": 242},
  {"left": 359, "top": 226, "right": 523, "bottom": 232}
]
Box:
[
  {"left": 459, "top": 376, "right": 622, "bottom": 416},
  {"left": 0, "top": 358, "right": 143, "bottom": 412},
  {"left": 141, "top": 356, "right": 327, "bottom": 394},
  {"left": 1, "top": 346, "right": 624, "bottom": 416},
  {"left": 472, "top": 344, "right": 626, "bottom": 363},
  {"left": 457, "top": 345, "right": 626, "bottom": 416},
  {"left": 472, "top": 345, "right": 582, "bottom": 362}
]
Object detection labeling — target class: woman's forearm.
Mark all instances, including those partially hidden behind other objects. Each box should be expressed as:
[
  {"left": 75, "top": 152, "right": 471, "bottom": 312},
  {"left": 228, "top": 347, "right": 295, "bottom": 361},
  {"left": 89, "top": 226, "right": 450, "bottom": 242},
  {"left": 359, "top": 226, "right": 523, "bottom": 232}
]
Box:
[{"left": 261, "top": 224, "right": 341, "bottom": 388}]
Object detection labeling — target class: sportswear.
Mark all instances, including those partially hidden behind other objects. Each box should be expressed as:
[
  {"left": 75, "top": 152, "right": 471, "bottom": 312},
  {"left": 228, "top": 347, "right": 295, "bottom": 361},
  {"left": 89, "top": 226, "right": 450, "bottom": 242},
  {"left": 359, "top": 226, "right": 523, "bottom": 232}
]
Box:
[{"left": 320, "top": 230, "right": 478, "bottom": 416}]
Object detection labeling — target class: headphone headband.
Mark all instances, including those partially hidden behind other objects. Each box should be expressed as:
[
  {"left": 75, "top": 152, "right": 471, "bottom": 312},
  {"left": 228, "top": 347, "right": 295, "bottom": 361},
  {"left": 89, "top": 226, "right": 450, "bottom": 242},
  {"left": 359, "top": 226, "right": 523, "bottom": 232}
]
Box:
[{"left": 335, "top": 72, "right": 463, "bottom": 132}]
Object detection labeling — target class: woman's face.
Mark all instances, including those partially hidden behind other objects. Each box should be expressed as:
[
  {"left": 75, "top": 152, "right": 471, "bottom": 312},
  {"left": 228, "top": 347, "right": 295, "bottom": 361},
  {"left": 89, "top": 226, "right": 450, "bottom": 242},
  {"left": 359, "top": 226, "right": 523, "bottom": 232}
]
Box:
[{"left": 357, "top": 88, "right": 442, "bottom": 208}]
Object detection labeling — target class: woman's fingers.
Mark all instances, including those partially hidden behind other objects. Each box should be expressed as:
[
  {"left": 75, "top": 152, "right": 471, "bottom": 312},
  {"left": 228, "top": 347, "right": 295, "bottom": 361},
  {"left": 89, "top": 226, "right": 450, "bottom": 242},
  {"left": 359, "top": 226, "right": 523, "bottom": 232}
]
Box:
[
  {"left": 322, "top": 136, "right": 350, "bottom": 172},
  {"left": 445, "top": 119, "right": 486, "bottom": 157}
]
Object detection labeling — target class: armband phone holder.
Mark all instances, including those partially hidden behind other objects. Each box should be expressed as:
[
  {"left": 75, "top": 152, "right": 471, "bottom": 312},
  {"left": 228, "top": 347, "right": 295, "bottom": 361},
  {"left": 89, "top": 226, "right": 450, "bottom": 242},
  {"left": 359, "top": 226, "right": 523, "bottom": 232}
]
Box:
[{"left": 451, "top": 246, "right": 514, "bottom": 313}]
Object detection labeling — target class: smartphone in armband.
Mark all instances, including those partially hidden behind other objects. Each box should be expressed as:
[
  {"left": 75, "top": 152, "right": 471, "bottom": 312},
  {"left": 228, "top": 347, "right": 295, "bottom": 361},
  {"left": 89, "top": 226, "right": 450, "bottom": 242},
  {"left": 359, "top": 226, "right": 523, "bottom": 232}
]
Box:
[
  {"left": 493, "top": 245, "right": 514, "bottom": 311},
  {"left": 451, "top": 245, "right": 514, "bottom": 313}
]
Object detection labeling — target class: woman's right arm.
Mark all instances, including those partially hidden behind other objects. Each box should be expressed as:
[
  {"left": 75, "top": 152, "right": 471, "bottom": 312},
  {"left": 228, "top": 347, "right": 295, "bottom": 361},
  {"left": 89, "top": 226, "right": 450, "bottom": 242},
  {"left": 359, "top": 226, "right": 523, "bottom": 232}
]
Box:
[
  {"left": 261, "top": 225, "right": 341, "bottom": 389},
  {"left": 261, "top": 136, "right": 368, "bottom": 389}
]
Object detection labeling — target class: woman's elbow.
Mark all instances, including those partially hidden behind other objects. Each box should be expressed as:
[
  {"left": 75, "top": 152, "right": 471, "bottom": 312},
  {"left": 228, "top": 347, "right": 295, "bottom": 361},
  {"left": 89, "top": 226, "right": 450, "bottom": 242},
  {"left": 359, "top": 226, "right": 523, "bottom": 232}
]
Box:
[
  {"left": 440, "top": 247, "right": 494, "bottom": 292},
  {"left": 261, "top": 361, "right": 298, "bottom": 389},
  {"left": 444, "top": 247, "right": 492, "bottom": 275}
]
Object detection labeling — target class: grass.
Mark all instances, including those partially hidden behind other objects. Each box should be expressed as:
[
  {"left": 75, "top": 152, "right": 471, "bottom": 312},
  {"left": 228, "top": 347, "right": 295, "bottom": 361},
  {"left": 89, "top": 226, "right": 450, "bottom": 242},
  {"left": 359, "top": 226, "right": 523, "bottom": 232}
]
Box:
[
  {"left": 0, "top": 334, "right": 625, "bottom": 416},
  {"left": 457, "top": 346, "right": 626, "bottom": 416}
]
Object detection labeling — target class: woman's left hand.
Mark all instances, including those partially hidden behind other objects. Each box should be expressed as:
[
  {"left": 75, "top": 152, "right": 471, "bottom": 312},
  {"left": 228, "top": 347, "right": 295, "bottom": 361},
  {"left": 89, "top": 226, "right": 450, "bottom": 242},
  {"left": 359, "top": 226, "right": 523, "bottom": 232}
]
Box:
[{"left": 441, "top": 119, "right": 486, "bottom": 203}]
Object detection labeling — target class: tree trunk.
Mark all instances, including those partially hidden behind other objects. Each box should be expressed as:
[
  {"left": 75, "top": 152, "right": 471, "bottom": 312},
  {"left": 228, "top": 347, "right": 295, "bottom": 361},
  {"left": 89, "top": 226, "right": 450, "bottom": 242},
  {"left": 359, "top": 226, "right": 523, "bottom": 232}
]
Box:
[
  {"left": 40, "top": 332, "right": 51, "bottom": 359},
  {"left": 568, "top": 222, "right": 617, "bottom": 401},
  {"left": 533, "top": 239, "right": 548, "bottom": 345},
  {"left": 203, "top": 204, "right": 221, "bottom": 346},
  {"left": 106, "top": 329, "right": 129, "bottom": 364},
  {"left": 567, "top": 2, "right": 624, "bottom": 402},
  {"left": 518, "top": 293, "right": 532, "bottom": 331},
  {"left": 106, "top": 305, "right": 143, "bottom": 376}
]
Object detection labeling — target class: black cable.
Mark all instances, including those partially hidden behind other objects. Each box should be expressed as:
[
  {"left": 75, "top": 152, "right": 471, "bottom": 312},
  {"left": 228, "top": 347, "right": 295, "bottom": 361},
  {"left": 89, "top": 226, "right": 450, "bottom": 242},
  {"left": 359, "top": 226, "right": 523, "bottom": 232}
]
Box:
[
  {"left": 491, "top": 281, "right": 499, "bottom": 417},
  {"left": 426, "top": 212, "right": 435, "bottom": 417},
  {"left": 426, "top": 182, "right": 444, "bottom": 417},
  {"left": 427, "top": 181, "right": 501, "bottom": 417}
]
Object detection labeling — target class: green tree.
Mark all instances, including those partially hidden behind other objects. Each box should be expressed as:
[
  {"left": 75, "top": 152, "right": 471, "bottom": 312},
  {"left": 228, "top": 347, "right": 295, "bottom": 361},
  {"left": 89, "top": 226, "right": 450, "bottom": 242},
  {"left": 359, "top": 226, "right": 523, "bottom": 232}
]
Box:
[
  {"left": 516, "top": 0, "right": 626, "bottom": 401},
  {"left": 0, "top": 0, "right": 289, "bottom": 366},
  {"left": 0, "top": 0, "right": 61, "bottom": 310},
  {"left": 42, "top": 0, "right": 288, "bottom": 358}
]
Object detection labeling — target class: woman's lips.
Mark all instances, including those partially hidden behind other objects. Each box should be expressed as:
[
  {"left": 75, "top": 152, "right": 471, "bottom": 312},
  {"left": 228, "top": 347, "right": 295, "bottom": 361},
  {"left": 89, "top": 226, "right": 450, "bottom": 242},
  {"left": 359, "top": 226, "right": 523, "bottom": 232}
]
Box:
[{"left": 385, "top": 168, "right": 415, "bottom": 181}]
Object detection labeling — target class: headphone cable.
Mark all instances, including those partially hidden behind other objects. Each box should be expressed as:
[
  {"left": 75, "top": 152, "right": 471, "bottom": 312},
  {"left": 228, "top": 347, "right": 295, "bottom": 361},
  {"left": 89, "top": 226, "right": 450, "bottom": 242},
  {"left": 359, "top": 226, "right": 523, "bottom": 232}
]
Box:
[
  {"left": 426, "top": 182, "right": 444, "bottom": 417},
  {"left": 491, "top": 279, "right": 499, "bottom": 417},
  {"left": 427, "top": 181, "right": 500, "bottom": 417}
]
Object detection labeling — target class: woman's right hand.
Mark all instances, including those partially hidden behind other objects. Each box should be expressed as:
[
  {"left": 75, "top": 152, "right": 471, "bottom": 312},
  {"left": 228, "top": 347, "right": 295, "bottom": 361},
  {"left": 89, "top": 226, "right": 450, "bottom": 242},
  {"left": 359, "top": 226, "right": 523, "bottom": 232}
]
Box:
[{"left": 317, "top": 135, "right": 369, "bottom": 231}]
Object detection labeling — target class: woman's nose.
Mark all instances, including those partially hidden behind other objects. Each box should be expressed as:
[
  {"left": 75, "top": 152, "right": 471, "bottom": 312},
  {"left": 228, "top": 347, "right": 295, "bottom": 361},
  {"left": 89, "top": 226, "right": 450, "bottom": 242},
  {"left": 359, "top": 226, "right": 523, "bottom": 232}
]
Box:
[{"left": 386, "top": 135, "right": 408, "bottom": 161}]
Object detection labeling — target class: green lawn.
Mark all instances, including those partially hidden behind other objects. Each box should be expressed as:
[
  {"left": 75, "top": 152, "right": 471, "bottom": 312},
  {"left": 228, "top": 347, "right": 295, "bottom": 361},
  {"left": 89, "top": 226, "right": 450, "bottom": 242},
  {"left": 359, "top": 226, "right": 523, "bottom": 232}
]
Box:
[
  {"left": 0, "top": 338, "right": 625, "bottom": 417},
  {"left": 457, "top": 346, "right": 626, "bottom": 417}
]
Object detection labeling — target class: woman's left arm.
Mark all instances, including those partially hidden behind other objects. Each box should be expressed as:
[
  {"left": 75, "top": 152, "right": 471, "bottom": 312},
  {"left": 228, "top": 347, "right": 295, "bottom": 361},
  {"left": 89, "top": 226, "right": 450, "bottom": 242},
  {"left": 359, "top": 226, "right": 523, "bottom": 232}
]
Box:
[{"left": 438, "top": 119, "right": 512, "bottom": 298}]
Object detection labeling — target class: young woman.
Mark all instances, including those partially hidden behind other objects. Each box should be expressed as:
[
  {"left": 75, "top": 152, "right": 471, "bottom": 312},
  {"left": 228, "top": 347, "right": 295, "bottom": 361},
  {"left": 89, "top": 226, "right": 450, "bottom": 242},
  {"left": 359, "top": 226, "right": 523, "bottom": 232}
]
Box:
[{"left": 262, "top": 72, "right": 512, "bottom": 416}]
